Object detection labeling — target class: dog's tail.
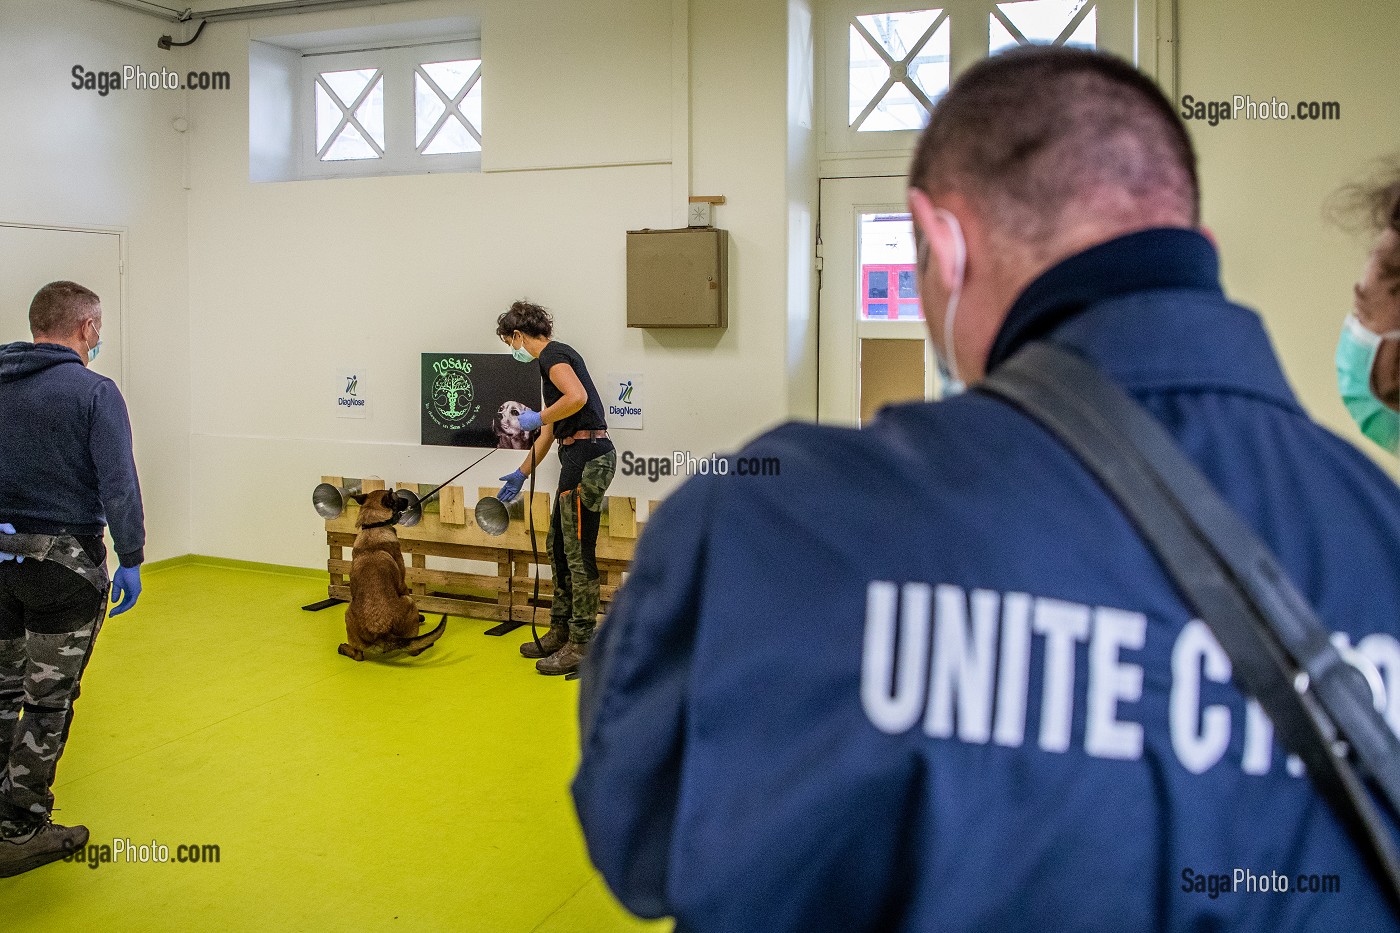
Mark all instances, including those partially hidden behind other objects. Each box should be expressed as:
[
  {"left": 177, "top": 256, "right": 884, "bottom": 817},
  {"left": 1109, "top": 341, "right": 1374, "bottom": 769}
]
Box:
[{"left": 403, "top": 615, "right": 448, "bottom": 657}]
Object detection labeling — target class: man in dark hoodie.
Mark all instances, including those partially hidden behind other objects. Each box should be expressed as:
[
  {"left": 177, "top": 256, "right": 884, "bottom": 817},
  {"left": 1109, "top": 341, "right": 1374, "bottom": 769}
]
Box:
[{"left": 0, "top": 280, "right": 145, "bottom": 878}]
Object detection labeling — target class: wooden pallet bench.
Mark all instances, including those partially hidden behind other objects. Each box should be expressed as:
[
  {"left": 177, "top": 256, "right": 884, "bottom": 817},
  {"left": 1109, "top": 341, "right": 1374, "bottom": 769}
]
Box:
[{"left": 321, "top": 476, "right": 651, "bottom": 625}]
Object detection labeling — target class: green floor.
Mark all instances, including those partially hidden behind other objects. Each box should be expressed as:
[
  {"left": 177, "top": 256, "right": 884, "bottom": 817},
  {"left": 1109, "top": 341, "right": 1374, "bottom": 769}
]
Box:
[{"left": 4, "top": 559, "right": 670, "bottom": 933}]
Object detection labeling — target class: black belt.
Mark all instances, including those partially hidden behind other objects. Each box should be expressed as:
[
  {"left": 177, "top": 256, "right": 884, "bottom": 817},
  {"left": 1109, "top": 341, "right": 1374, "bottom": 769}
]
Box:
[{"left": 559, "top": 430, "right": 609, "bottom": 446}]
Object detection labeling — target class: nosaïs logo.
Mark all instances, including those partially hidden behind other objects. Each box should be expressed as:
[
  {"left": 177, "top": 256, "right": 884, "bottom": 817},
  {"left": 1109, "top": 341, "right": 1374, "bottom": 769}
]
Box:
[{"left": 426, "top": 357, "right": 480, "bottom": 430}]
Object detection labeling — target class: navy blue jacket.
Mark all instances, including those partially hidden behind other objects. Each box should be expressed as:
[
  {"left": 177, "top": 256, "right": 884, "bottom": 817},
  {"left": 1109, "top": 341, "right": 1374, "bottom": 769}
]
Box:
[
  {"left": 0, "top": 342, "right": 145, "bottom": 567},
  {"left": 574, "top": 229, "right": 1400, "bottom": 931}
]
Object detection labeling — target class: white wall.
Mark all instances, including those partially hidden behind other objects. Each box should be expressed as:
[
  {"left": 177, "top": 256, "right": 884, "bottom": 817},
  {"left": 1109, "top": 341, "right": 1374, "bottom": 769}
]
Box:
[
  {"left": 184, "top": 0, "right": 800, "bottom": 567},
  {"left": 23, "top": 0, "right": 1380, "bottom": 572},
  {"left": 1179, "top": 0, "right": 1400, "bottom": 475},
  {"left": 0, "top": 0, "right": 192, "bottom": 562}
]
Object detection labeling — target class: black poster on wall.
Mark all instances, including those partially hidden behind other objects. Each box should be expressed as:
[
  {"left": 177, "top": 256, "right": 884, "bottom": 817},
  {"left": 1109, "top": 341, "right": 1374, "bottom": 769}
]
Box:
[{"left": 421, "top": 353, "right": 542, "bottom": 449}]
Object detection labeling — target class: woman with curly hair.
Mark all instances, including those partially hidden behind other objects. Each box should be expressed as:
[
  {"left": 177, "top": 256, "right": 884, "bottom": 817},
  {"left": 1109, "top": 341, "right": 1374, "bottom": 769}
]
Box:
[
  {"left": 494, "top": 300, "right": 616, "bottom": 676},
  {"left": 1334, "top": 159, "right": 1400, "bottom": 452}
]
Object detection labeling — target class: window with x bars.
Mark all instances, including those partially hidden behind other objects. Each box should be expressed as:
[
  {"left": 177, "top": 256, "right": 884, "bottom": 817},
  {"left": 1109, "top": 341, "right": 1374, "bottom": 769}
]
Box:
[
  {"left": 850, "top": 1, "right": 1098, "bottom": 134},
  {"left": 315, "top": 57, "right": 483, "bottom": 163}
]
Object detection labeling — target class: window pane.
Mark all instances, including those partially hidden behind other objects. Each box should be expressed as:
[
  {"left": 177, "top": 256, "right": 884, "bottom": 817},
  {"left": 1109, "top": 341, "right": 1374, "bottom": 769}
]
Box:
[
  {"left": 859, "top": 79, "right": 925, "bottom": 133},
  {"left": 415, "top": 73, "right": 447, "bottom": 148},
  {"left": 990, "top": 1, "right": 1097, "bottom": 53},
  {"left": 898, "top": 270, "right": 917, "bottom": 299},
  {"left": 859, "top": 213, "right": 922, "bottom": 321},
  {"left": 857, "top": 10, "right": 939, "bottom": 61},
  {"left": 357, "top": 74, "right": 384, "bottom": 149},
  {"left": 850, "top": 10, "right": 949, "bottom": 132},
  {"left": 463, "top": 74, "right": 483, "bottom": 134},
  {"left": 423, "top": 114, "right": 480, "bottom": 155},
  {"left": 314, "top": 82, "right": 339, "bottom": 151},
  {"left": 324, "top": 122, "right": 377, "bottom": 161},
  {"left": 1064, "top": 7, "right": 1096, "bottom": 48},
  {"left": 421, "top": 59, "right": 476, "bottom": 99},
  {"left": 416, "top": 60, "right": 482, "bottom": 155},
  {"left": 321, "top": 68, "right": 374, "bottom": 107},
  {"left": 868, "top": 270, "right": 889, "bottom": 299},
  {"left": 316, "top": 69, "right": 382, "bottom": 161},
  {"left": 848, "top": 24, "right": 886, "bottom": 124}
]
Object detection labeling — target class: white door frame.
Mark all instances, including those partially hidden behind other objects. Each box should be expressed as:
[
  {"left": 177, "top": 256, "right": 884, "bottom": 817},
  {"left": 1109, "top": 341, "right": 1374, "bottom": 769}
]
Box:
[
  {"left": 0, "top": 220, "right": 129, "bottom": 390},
  {"left": 816, "top": 174, "right": 932, "bottom": 425}
]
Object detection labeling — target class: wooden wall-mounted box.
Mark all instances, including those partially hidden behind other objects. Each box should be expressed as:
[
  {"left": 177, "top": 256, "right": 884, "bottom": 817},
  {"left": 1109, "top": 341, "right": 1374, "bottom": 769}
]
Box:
[{"left": 626, "top": 227, "right": 728, "bottom": 328}]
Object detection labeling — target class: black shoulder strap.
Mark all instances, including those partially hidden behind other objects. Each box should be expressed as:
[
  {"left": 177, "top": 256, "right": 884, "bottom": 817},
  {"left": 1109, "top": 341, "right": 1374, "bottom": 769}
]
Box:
[{"left": 979, "top": 341, "right": 1400, "bottom": 916}]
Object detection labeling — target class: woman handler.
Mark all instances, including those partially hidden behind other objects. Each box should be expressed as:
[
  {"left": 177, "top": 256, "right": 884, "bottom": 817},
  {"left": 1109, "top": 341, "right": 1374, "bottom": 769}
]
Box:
[
  {"left": 496, "top": 300, "right": 616, "bottom": 676},
  {"left": 1335, "top": 160, "right": 1400, "bottom": 452}
]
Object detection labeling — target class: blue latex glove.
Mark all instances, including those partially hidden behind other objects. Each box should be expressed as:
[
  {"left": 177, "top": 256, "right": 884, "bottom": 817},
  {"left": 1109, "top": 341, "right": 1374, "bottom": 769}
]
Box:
[
  {"left": 498, "top": 470, "right": 527, "bottom": 504},
  {"left": 517, "top": 409, "right": 543, "bottom": 433},
  {"left": 0, "top": 523, "right": 23, "bottom": 564},
  {"left": 110, "top": 565, "right": 142, "bottom": 616}
]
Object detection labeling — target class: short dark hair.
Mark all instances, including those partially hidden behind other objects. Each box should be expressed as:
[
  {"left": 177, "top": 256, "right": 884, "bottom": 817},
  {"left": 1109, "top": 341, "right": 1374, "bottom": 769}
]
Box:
[
  {"left": 30, "top": 280, "right": 101, "bottom": 337},
  {"left": 909, "top": 46, "right": 1199, "bottom": 242},
  {"left": 496, "top": 300, "right": 554, "bottom": 339}
]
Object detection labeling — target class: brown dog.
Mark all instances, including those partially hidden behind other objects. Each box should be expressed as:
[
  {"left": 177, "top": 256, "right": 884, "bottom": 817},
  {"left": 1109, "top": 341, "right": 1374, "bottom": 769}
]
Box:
[{"left": 338, "top": 489, "right": 446, "bottom": 661}]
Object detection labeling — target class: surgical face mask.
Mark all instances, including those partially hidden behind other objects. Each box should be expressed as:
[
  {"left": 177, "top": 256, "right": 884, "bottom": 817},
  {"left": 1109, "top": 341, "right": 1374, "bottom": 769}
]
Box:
[
  {"left": 510, "top": 335, "right": 534, "bottom": 363},
  {"left": 919, "top": 208, "right": 967, "bottom": 398},
  {"left": 1336, "top": 313, "right": 1400, "bottom": 453},
  {"left": 85, "top": 321, "right": 102, "bottom": 364}
]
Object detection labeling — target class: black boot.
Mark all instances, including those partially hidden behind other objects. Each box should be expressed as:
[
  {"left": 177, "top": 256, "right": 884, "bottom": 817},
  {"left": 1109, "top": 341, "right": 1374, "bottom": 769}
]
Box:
[
  {"left": 536, "top": 639, "right": 587, "bottom": 676},
  {"left": 520, "top": 622, "right": 569, "bottom": 659},
  {"left": 0, "top": 819, "right": 89, "bottom": 878}
]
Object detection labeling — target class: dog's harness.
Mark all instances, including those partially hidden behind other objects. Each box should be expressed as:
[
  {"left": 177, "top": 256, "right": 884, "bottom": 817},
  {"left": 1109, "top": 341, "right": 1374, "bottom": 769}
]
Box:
[
  {"left": 559, "top": 429, "right": 609, "bottom": 446},
  {"left": 0, "top": 532, "right": 109, "bottom": 593}
]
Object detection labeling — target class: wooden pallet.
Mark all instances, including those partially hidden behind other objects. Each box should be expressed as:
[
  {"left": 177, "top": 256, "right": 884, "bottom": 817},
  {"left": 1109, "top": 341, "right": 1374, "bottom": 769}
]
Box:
[{"left": 321, "top": 475, "right": 650, "bottom": 624}]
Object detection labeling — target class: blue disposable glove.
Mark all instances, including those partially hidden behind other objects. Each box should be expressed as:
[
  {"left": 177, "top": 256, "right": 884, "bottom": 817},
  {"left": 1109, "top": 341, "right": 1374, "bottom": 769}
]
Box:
[
  {"left": 498, "top": 470, "right": 527, "bottom": 504},
  {"left": 517, "top": 409, "right": 543, "bottom": 433},
  {"left": 0, "top": 523, "right": 23, "bottom": 564},
  {"left": 110, "top": 565, "right": 142, "bottom": 616}
]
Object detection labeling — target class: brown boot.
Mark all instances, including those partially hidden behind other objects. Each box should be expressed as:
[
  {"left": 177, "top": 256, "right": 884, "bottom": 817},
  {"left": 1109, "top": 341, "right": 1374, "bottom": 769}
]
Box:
[
  {"left": 536, "top": 639, "right": 587, "bottom": 676},
  {"left": 520, "top": 622, "right": 569, "bottom": 659},
  {"left": 0, "top": 820, "right": 89, "bottom": 878}
]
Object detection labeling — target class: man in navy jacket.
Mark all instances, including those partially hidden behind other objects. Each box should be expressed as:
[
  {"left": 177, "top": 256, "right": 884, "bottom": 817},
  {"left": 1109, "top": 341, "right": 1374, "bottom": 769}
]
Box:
[
  {"left": 0, "top": 280, "right": 144, "bottom": 878},
  {"left": 574, "top": 47, "right": 1400, "bottom": 931}
]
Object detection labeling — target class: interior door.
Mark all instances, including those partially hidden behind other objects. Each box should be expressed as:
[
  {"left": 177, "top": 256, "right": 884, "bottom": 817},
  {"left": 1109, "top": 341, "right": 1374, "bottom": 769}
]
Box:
[
  {"left": 0, "top": 223, "right": 124, "bottom": 389},
  {"left": 817, "top": 175, "right": 936, "bottom": 426}
]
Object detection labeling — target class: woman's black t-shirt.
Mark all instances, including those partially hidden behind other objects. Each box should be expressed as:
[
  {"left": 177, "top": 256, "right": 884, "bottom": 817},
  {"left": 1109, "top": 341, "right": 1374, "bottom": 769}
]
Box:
[{"left": 538, "top": 340, "right": 609, "bottom": 440}]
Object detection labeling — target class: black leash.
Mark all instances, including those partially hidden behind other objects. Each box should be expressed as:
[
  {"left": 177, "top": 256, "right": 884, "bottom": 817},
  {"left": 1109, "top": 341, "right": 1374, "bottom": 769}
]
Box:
[
  {"left": 412, "top": 449, "right": 497, "bottom": 512},
  {"left": 526, "top": 441, "right": 544, "bottom": 656}
]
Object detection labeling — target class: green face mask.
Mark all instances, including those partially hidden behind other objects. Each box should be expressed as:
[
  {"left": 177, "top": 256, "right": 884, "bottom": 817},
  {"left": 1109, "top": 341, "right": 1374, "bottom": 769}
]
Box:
[{"left": 1336, "top": 313, "right": 1400, "bottom": 453}]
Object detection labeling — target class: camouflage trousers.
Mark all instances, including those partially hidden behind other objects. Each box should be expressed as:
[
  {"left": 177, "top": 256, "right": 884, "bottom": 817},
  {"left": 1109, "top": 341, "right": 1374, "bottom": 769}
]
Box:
[
  {"left": 550, "top": 450, "right": 616, "bottom": 645},
  {"left": 0, "top": 554, "right": 108, "bottom": 835}
]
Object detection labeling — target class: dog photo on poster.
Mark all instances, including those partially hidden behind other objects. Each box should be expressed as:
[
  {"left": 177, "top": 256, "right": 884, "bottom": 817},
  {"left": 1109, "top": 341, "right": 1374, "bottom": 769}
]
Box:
[{"left": 421, "top": 353, "right": 543, "bottom": 449}]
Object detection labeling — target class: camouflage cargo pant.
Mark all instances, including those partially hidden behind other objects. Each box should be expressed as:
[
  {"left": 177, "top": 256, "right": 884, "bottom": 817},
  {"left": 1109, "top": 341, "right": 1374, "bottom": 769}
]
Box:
[
  {"left": 0, "top": 542, "right": 108, "bottom": 835},
  {"left": 550, "top": 450, "right": 616, "bottom": 645}
]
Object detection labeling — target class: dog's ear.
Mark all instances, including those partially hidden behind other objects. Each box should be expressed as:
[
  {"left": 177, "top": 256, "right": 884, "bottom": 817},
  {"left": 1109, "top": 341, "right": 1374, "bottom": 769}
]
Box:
[{"left": 350, "top": 492, "right": 368, "bottom": 505}]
